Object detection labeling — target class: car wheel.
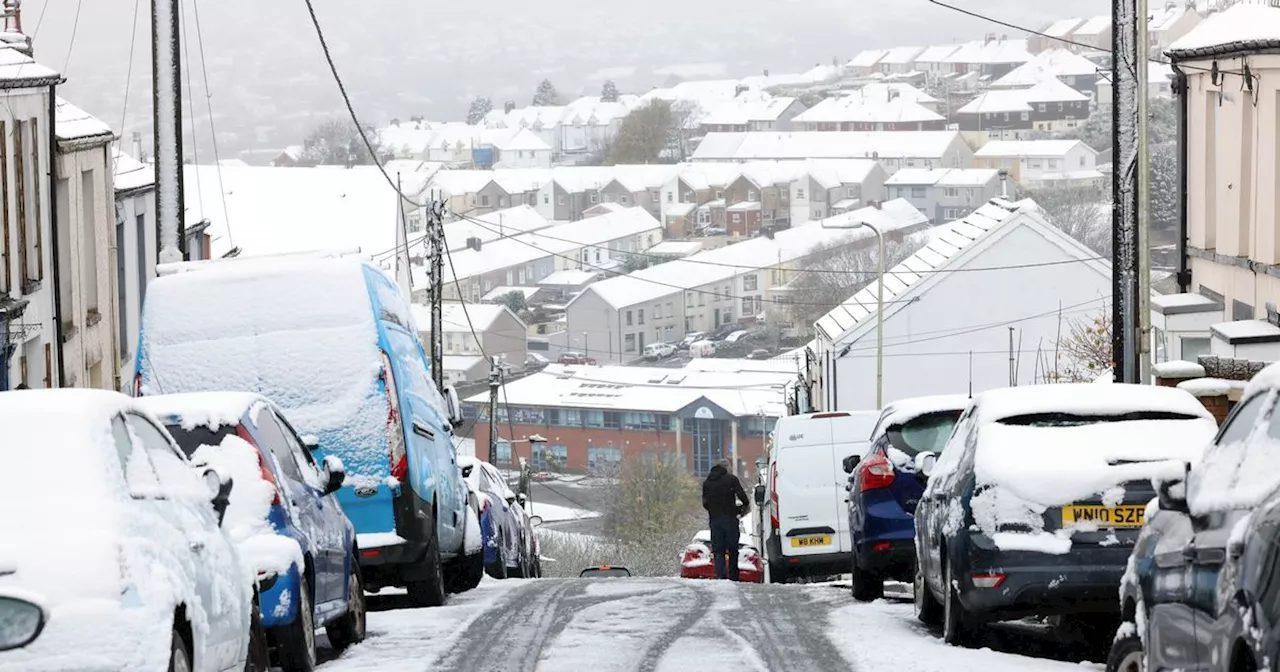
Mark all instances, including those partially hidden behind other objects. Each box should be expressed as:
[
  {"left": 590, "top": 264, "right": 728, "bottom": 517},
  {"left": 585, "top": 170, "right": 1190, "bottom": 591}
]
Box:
[
  {"left": 942, "top": 561, "right": 976, "bottom": 648},
  {"left": 485, "top": 530, "right": 509, "bottom": 580},
  {"left": 850, "top": 556, "right": 884, "bottom": 602},
  {"left": 769, "top": 561, "right": 789, "bottom": 584},
  {"left": 275, "top": 575, "right": 317, "bottom": 672},
  {"left": 325, "top": 561, "right": 368, "bottom": 652},
  {"left": 407, "top": 527, "right": 448, "bottom": 608},
  {"left": 245, "top": 601, "right": 271, "bottom": 672},
  {"left": 1106, "top": 626, "right": 1143, "bottom": 672},
  {"left": 913, "top": 565, "right": 943, "bottom": 626},
  {"left": 449, "top": 543, "right": 485, "bottom": 594},
  {"left": 168, "top": 626, "right": 192, "bottom": 672}
]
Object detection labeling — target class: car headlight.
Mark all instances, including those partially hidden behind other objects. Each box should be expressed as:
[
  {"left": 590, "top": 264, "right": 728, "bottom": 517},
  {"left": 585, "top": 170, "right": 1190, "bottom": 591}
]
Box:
[{"left": 0, "top": 595, "right": 46, "bottom": 651}]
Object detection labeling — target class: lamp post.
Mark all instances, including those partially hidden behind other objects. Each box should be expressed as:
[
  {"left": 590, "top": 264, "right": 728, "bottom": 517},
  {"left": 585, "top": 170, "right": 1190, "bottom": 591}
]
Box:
[{"left": 820, "top": 219, "right": 884, "bottom": 408}]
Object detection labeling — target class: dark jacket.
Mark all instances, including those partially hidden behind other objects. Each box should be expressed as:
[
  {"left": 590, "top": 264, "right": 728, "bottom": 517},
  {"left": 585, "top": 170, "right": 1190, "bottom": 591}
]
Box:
[{"left": 702, "top": 465, "right": 749, "bottom": 518}]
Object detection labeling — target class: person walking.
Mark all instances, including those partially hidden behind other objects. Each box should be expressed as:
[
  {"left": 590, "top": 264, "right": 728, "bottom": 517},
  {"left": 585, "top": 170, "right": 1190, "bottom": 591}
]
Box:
[{"left": 702, "top": 459, "right": 750, "bottom": 581}]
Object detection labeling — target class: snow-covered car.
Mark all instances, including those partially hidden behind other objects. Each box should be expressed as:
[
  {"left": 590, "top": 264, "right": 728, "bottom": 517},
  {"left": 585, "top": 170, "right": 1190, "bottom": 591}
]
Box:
[
  {"left": 678, "top": 332, "right": 705, "bottom": 350},
  {"left": 139, "top": 392, "right": 367, "bottom": 670},
  {"left": 643, "top": 343, "right": 676, "bottom": 360},
  {"left": 514, "top": 494, "right": 545, "bottom": 578},
  {"left": 913, "top": 384, "right": 1217, "bottom": 651},
  {"left": 580, "top": 566, "right": 631, "bottom": 578},
  {"left": 0, "top": 389, "right": 255, "bottom": 672},
  {"left": 1112, "top": 364, "right": 1280, "bottom": 672},
  {"left": 723, "top": 330, "right": 749, "bottom": 343},
  {"left": 525, "top": 352, "right": 549, "bottom": 371},
  {"left": 135, "top": 256, "right": 477, "bottom": 609},
  {"left": 459, "top": 457, "right": 532, "bottom": 578},
  {"left": 679, "top": 529, "right": 764, "bottom": 583}
]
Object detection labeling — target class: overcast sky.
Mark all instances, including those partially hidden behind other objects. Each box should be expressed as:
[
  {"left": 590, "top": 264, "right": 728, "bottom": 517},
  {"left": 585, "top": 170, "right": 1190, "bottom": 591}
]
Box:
[{"left": 22, "top": 0, "right": 1107, "bottom": 153}]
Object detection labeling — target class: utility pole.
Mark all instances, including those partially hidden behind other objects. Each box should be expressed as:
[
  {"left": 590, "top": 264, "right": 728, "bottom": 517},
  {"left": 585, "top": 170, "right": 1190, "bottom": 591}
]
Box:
[
  {"left": 1008, "top": 327, "right": 1015, "bottom": 387},
  {"left": 1136, "top": 0, "right": 1153, "bottom": 384},
  {"left": 427, "top": 198, "right": 445, "bottom": 390},
  {"left": 487, "top": 361, "right": 500, "bottom": 464},
  {"left": 151, "top": 0, "right": 185, "bottom": 263},
  {"left": 1111, "top": 0, "right": 1143, "bottom": 384}
]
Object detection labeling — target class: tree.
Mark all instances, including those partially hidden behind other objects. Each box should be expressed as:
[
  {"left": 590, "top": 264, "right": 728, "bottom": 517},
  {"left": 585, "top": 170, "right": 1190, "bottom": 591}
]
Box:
[
  {"left": 1048, "top": 308, "right": 1112, "bottom": 382},
  {"left": 785, "top": 234, "right": 929, "bottom": 335},
  {"left": 1150, "top": 141, "right": 1179, "bottom": 241},
  {"left": 498, "top": 290, "right": 527, "bottom": 315},
  {"left": 601, "top": 80, "right": 620, "bottom": 103},
  {"left": 669, "top": 100, "right": 703, "bottom": 162},
  {"left": 619, "top": 253, "right": 674, "bottom": 273},
  {"left": 532, "top": 79, "right": 561, "bottom": 106},
  {"left": 604, "top": 454, "right": 701, "bottom": 546},
  {"left": 1067, "top": 98, "right": 1177, "bottom": 152},
  {"left": 299, "top": 118, "right": 384, "bottom": 166},
  {"left": 1024, "top": 184, "right": 1112, "bottom": 257},
  {"left": 466, "top": 97, "right": 493, "bottom": 125},
  {"left": 609, "top": 101, "right": 676, "bottom": 165}
]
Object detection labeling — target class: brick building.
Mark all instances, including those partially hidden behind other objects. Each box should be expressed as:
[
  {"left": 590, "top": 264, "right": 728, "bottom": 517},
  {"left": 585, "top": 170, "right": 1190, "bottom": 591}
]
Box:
[{"left": 463, "top": 362, "right": 791, "bottom": 477}]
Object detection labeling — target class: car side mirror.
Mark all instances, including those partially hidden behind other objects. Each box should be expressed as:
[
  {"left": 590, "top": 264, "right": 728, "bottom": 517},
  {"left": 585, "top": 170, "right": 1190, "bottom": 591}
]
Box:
[
  {"left": 322, "top": 455, "right": 346, "bottom": 495},
  {"left": 301, "top": 435, "right": 320, "bottom": 452},
  {"left": 0, "top": 596, "right": 45, "bottom": 651},
  {"left": 203, "top": 467, "right": 234, "bottom": 526},
  {"left": 444, "top": 385, "right": 465, "bottom": 429},
  {"left": 842, "top": 455, "right": 860, "bottom": 474},
  {"left": 754, "top": 484, "right": 766, "bottom": 506},
  {"left": 461, "top": 464, "right": 474, "bottom": 478},
  {"left": 506, "top": 496, "right": 517, "bottom": 507},
  {"left": 1157, "top": 479, "right": 1189, "bottom": 515},
  {"left": 530, "top": 515, "right": 544, "bottom": 528},
  {"left": 915, "top": 451, "right": 938, "bottom": 477}
]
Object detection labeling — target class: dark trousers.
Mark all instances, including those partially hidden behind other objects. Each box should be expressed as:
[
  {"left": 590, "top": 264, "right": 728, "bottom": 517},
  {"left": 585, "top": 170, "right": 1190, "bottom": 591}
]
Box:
[{"left": 709, "top": 515, "right": 740, "bottom": 581}]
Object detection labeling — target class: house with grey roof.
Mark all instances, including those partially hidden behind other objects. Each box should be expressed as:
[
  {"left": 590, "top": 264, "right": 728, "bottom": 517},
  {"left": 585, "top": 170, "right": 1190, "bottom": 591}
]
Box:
[
  {"left": 884, "top": 168, "right": 1003, "bottom": 223},
  {"left": 808, "top": 198, "right": 1111, "bottom": 411}
]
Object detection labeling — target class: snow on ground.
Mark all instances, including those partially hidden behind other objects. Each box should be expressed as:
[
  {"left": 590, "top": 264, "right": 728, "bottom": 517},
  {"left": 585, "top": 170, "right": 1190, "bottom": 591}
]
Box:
[
  {"left": 529, "top": 501, "right": 601, "bottom": 522},
  {"left": 823, "top": 593, "right": 1104, "bottom": 672},
  {"left": 536, "top": 579, "right": 686, "bottom": 670}
]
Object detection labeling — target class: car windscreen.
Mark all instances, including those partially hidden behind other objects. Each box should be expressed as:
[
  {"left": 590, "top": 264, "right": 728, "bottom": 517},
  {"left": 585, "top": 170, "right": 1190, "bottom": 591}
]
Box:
[
  {"left": 164, "top": 423, "right": 238, "bottom": 459},
  {"left": 886, "top": 411, "right": 963, "bottom": 457},
  {"left": 995, "top": 411, "right": 1202, "bottom": 428}
]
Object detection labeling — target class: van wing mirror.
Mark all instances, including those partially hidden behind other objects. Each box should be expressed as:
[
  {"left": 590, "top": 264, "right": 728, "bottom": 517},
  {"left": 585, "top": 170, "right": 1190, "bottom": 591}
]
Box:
[
  {"left": 301, "top": 435, "right": 320, "bottom": 452},
  {"left": 841, "top": 455, "right": 860, "bottom": 474},
  {"left": 444, "top": 385, "right": 465, "bottom": 429},
  {"left": 753, "top": 483, "right": 766, "bottom": 506}
]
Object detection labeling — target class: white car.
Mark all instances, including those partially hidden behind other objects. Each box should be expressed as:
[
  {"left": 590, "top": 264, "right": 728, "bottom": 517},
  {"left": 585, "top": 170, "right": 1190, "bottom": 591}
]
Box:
[
  {"left": 643, "top": 343, "right": 676, "bottom": 360},
  {"left": 0, "top": 390, "right": 255, "bottom": 672}
]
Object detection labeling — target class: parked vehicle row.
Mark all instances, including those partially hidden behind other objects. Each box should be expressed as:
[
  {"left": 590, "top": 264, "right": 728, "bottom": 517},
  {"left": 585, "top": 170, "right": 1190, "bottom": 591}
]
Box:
[{"left": 459, "top": 456, "right": 544, "bottom": 580}]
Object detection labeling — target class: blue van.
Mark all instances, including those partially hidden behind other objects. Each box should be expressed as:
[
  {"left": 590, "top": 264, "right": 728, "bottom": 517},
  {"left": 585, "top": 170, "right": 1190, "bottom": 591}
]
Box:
[{"left": 134, "top": 254, "right": 481, "bottom": 607}]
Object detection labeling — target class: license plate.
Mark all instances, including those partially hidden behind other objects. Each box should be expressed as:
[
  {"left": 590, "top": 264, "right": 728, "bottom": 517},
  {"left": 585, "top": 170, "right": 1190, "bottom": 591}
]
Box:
[
  {"left": 790, "top": 535, "right": 832, "bottom": 548},
  {"left": 1062, "top": 505, "right": 1146, "bottom": 528}
]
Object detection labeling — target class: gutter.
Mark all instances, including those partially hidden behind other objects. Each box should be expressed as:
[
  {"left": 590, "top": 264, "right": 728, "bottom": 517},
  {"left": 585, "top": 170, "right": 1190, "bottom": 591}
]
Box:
[
  {"left": 48, "top": 83, "right": 65, "bottom": 388},
  {"left": 1170, "top": 61, "right": 1190, "bottom": 293}
]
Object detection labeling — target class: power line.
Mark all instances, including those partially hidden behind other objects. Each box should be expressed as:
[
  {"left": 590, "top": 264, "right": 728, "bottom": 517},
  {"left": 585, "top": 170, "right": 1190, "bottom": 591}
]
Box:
[
  {"left": 111, "top": 0, "right": 142, "bottom": 175},
  {"left": 189, "top": 0, "right": 234, "bottom": 247},
  {"left": 62, "top": 0, "right": 84, "bottom": 74},
  {"left": 178, "top": 0, "right": 203, "bottom": 215},
  {"left": 442, "top": 238, "right": 494, "bottom": 366},
  {"left": 454, "top": 210, "right": 1109, "bottom": 278}
]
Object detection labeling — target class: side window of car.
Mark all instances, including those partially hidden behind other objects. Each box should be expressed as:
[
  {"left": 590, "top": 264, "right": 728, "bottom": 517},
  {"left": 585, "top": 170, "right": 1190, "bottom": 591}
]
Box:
[
  {"left": 1256, "top": 534, "right": 1280, "bottom": 625},
  {"left": 253, "top": 411, "right": 305, "bottom": 483},
  {"left": 113, "top": 414, "right": 161, "bottom": 496},
  {"left": 125, "top": 413, "right": 199, "bottom": 499},
  {"left": 1224, "top": 390, "right": 1271, "bottom": 445},
  {"left": 268, "top": 410, "right": 324, "bottom": 489}
]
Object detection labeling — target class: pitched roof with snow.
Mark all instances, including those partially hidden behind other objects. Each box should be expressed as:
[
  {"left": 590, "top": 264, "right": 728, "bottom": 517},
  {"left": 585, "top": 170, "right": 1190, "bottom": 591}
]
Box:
[
  {"left": 1043, "top": 17, "right": 1084, "bottom": 37},
  {"left": 848, "top": 49, "right": 889, "bottom": 68},
  {"left": 1168, "top": 4, "right": 1280, "bottom": 58},
  {"left": 884, "top": 168, "right": 1000, "bottom": 187},
  {"left": 692, "top": 131, "right": 964, "bottom": 162},
  {"left": 701, "top": 96, "right": 800, "bottom": 125},
  {"left": 814, "top": 198, "right": 1108, "bottom": 346},
  {"left": 443, "top": 206, "right": 552, "bottom": 252},
  {"left": 956, "top": 90, "right": 1034, "bottom": 114},
  {"left": 854, "top": 82, "right": 940, "bottom": 105},
  {"left": 0, "top": 47, "right": 59, "bottom": 85},
  {"left": 579, "top": 200, "right": 928, "bottom": 309},
  {"left": 1075, "top": 15, "right": 1111, "bottom": 36},
  {"left": 879, "top": 46, "right": 926, "bottom": 66},
  {"left": 945, "top": 38, "right": 1032, "bottom": 65},
  {"left": 915, "top": 44, "right": 962, "bottom": 64},
  {"left": 794, "top": 97, "right": 944, "bottom": 124},
  {"left": 1150, "top": 6, "right": 1190, "bottom": 33},
  {"left": 55, "top": 98, "right": 113, "bottom": 142},
  {"left": 974, "top": 139, "right": 1090, "bottom": 158},
  {"left": 992, "top": 49, "right": 1100, "bottom": 87},
  {"left": 113, "top": 150, "right": 154, "bottom": 193},
  {"left": 494, "top": 128, "right": 552, "bottom": 152},
  {"left": 411, "top": 301, "right": 517, "bottom": 333}
]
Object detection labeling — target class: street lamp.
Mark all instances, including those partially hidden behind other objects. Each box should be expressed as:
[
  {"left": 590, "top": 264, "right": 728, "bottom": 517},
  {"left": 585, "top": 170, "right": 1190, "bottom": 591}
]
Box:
[{"left": 821, "top": 218, "right": 884, "bottom": 409}]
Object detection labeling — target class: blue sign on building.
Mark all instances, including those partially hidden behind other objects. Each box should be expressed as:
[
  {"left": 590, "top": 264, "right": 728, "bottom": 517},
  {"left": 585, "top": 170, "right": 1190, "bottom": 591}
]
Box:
[{"left": 471, "top": 147, "right": 495, "bottom": 169}]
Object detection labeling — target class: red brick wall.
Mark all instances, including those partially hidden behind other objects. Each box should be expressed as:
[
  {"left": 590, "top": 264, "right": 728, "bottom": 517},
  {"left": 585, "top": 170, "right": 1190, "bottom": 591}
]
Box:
[{"left": 471, "top": 421, "right": 768, "bottom": 475}]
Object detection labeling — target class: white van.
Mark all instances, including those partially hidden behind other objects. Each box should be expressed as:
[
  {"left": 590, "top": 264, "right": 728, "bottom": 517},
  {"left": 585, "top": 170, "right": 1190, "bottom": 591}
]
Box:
[{"left": 763, "top": 410, "right": 880, "bottom": 582}]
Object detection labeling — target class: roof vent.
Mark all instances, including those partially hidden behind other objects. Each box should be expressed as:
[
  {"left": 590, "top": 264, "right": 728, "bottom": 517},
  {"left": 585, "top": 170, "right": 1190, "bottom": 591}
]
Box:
[{"left": 466, "top": 236, "right": 482, "bottom": 252}]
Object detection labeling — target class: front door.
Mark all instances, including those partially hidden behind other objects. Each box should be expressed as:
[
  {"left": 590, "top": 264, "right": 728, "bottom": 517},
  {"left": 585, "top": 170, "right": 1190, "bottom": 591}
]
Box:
[{"left": 690, "top": 418, "right": 725, "bottom": 477}]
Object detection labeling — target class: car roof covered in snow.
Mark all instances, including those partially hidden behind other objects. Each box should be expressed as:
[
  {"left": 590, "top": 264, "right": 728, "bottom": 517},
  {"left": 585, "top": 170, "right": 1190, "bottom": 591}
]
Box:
[
  {"left": 136, "top": 391, "right": 268, "bottom": 431},
  {"left": 974, "top": 383, "right": 1213, "bottom": 426},
  {"left": 871, "top": 394, "right": 971, "bottom": 439}
]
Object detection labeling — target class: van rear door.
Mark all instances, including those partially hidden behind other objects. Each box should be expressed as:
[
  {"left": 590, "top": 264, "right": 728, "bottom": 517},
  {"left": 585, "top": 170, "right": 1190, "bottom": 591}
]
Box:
[{"left": 830, "top": 413, "right": 880, "bottom": 553}]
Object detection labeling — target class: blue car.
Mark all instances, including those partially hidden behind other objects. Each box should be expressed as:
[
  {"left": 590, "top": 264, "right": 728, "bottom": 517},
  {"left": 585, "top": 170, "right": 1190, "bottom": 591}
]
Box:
[
  {"left": 139, "top": 392, "right": 366, "bottom": 671},
  {"left": 842, "top": 395, "right": 968, "bottom": 602},
  {"left": 134, "top": 255, "right": 480, "bottom": 609},
  {"left": 458, "top": 456, "right": 530, "bottom": 579}
]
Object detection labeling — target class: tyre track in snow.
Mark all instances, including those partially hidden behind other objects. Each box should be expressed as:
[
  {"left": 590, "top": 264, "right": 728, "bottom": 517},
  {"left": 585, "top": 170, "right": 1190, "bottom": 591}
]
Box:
[
  {"left": 435, "top": 579, "right": 579, "bottom": 672},
  {"left": 721, "top": 584, "right": 850, "bottom": 672},
  {"left": 634, "top": 582, "right": 716, "bottom": 672}
]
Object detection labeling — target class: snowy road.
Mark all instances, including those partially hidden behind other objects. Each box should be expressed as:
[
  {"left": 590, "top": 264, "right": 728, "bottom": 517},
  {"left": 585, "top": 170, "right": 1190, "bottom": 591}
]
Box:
[{"left": 316, "top": 578, "right": 1108, "bottom": 672}]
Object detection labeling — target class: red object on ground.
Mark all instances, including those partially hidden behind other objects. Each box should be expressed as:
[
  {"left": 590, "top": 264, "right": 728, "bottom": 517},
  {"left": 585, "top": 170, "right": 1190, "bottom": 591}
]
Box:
[{"left": 679, "top": 540, "right": 764, "bottom": 583}]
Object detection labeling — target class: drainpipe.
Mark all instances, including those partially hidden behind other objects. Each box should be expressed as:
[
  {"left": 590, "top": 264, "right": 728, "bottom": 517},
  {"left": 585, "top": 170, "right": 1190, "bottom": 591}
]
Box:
[
  {"left": 1170, "top": 61, "right": 1191, "bottom": 294},
  {"left": 47, "top": 83, "right": 65, "bottom": 387}
]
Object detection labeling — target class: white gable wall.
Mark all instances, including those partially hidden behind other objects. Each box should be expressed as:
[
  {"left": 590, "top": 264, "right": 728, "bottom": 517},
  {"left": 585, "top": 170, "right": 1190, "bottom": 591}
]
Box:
[{"left": 819, "top": 223, "right": 1110, "bottom": 411}]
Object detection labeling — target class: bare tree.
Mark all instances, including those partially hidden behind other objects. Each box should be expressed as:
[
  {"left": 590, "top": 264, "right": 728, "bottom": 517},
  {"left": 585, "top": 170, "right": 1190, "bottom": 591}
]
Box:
[
  {"left": 785, "top": 233, "right": 928, "bottom": 335},
  {"left": 1049, "top": 307, "right": 1112, "bottom": 382},
  {"left": 669, "top": 100, "right": 703, "bottom": 162},
  {"left": 1024, "top": 185, "right": 1112, "bottom": 257},
  {"left": 299, "top": 118, "right": 384, "bottom": 166},
  {"left": 609, "top": 101, "right": 676, "bottom": 164}
]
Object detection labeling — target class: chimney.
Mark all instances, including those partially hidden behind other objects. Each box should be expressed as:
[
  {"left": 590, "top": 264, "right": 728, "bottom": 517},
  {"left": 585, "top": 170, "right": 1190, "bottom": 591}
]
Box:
[
  {"left": 132, "top": 131, "right": 144, "bottom": 162},
  {"left": 504, "top": 101, "right": 516, "bottom": 114},
  {"left": 998, "top": 169, "right": 1010, "bottom": 198},
  {"left": 763, "top": 68, "right": 770, "bottom": 77},
  {"left": 0, "top": 0, "right": 32, "bottom": 57},
  {"left": 873, "top": 200, "right": 882, "bottom": 210}
]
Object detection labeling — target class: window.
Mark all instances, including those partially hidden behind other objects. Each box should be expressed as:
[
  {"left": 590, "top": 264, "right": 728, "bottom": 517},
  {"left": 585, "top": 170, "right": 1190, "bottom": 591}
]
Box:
[
  {"left": 667, "top": 192, "right": 673, "bottom": 203},
  {"left": 587, "top": 445, "right": 622, "bottom": 472},
  {"left": 533, "top": 443, "right": 568, "bottom": 471},
  {"left": 626, "top": 310, "right": 633, "bottom": 326},
  {"left": 126, "top": 413, "right": 199, "bottom": 500},
  {"left": 82, "top": 170, "right": 98, "bottom": 313},
  {"left": 557, "top": 195, "right": 566, "bottom": 205},
  {"left": 590, "top": 193, "right": 598, "bottom": 204},
  {"left": 1079, "top": 155, "right": 1086, "bottom": 167},
  {"left": 797, "top": 188, "right": 806, "bottom": 199},
  {"left": 625, "top": 334, "right": 636, "bottom": 352},
  {"left": 1181, "top": 336, "right": 1210, "bottom": 362},
  {"left": 748, "top": 189, "right": 759, "bottom": 202},
  {"left": 732, "top": 213, "right": 742, "bottom": 223},
  {"left": 715, "top": 190, "right": 723, "bottom": 199},
  {"left": 55, "top": 178, "right": 70, "bottom": 323},
  {"left": 741, "top": 296, "right": 754, "bottom": 313},
  {"left": 665, "top": 301, "right": 673, "bottom": 317},
  {"left": 911, "top": 187, "right": 926, "bottom": 198},
  {"left": 1037, "top": 103, "right": 1046, "bottom": 113},
  {"left": 543, "top": 193, "right": 549, "bottom": 204},
  {"left": 722, "top": 285, "right": 730, "bottom": 300},
  {"left": 0, "top": 120, "right": 6, "bottom": 293},
  {"left": 638, "top": 309, "right": 645, "bottom": 325},
  {"left": 743, "top": 275, "right": 757, "bottom": 291},
  {"left": 253, "top": 411, "right": 305, "bottom": 483},
  {"left": 620, "top": 194, "right": 630, "bottom": 205},
  {"left": 583, "top": 410, "right": 604, "bottom": 427},
  {"left": 603, "top": 411, "right": 621, "bottom": 429},
  {"left": 944, "top": 187, "right": 958, "bottom": 198},
  {"left": 495, "top": 440, "right": 512, "bottom": 466},
  {"left": 481, "top": 194, "right": 491, "bottom": 207}
]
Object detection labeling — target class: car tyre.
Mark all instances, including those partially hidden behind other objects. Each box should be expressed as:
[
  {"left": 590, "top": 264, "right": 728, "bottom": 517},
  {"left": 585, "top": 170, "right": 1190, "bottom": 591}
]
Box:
[
  {"left": 275, "top": 574, "right": 317, "bottom": 672},
  {"left": 169, "top": 626, "right": 192, "bottom": 672},
  {"left": 325, "top": 561, "right": 368, "bottom": 652},
  {"left": 913, "top": 565, "right": 943, "bottom": 626},
  {"left": 449, "top": 545, "right": 485, "bottom": 594},
  {"left": 245, "top": 601, "right": 271, "bottom": 672},
  {"left": 942, "top": 560, "right": 977, "bottom": 648},
  {"left": 407, "top": 526, "right": 448, "bottom": 608},
  {"left": 485, "top": 530, "right": 509, "bottom": 580},
  {"left": 1106, "top": 626, "right": 1143, "bottom": 672},
  {"left": 850, "top": 556, "right": 884, "bottom": 602}
]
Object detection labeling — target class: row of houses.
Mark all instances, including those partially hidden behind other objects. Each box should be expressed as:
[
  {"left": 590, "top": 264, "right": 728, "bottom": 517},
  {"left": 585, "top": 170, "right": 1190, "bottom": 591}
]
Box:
[{"left": 0, "top": 18, "right": 163, "bottom": 393}]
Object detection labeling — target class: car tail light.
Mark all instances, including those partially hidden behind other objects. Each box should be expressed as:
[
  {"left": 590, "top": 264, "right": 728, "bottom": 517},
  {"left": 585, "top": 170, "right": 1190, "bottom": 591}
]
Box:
[
  {"left": 682, "top": 546, "right": 704, "bottom": 563},
  {"left": 859, "top": 454, "right": 896, "bottom": 491},
  {"left": 235, "top": 425, "right": 281, "bottom": 506},
  {"left": 769, "top": 462, "right": 779, "bottom": 530},
  {"left": 872, "top": 542, "right": 892, "bottom": 552},
  {"left": 381, "top": 353, "right": 408, "bottom": 485},
  {"left": 972, "top": 573, "right": 1006, "bottom": 589},
  {"left": 133, "top": 372, "right": 143, "bottom": 397},
  {"left": 811, "top": 412, "right": 850, "bottom": 419}
]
